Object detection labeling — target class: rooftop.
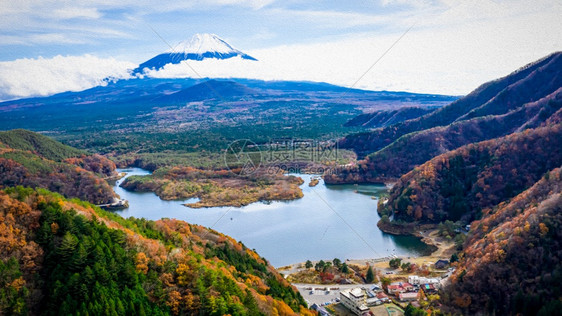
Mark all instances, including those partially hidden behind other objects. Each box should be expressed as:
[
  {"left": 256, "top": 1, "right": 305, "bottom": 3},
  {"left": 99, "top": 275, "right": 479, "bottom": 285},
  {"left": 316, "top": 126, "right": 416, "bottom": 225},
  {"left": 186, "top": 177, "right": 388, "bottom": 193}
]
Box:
[
  {"left": 350, "top": 288, "right": 365, "bottom": 298},
  {"left": 399, "top": 292, "right": 419, "bottom": 298}
]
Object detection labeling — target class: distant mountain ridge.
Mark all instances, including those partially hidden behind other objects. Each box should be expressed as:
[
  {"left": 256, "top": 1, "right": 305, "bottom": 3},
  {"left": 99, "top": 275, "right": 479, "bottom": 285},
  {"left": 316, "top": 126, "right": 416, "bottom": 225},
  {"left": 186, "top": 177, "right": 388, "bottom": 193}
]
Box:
[
  {"left": 344, "top": 107, "right": 436, "bottom": 128},
  {"left": 327, "top": 88, "right": 562, "bottom": 184},
  {"left": 155, "top": 79, "right": 258, "bottom": 103},
  {"left": 0, "top": 78, "right": 455, "bottom": 156},
  {"left": 133, "top": 33, "right": 257, "bottom": 75},
  {"left": 337, "top": 51, "right": 562, "bottom": 158},
  {"left": 325, "top": 52, "right": 562, "bottom": 184}
]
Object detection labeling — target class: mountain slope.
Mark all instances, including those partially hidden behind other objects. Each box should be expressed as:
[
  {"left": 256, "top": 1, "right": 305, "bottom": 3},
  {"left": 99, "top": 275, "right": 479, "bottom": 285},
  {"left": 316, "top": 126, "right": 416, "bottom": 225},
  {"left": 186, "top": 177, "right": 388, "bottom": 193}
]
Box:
[
  {"left": 441, "top": 167, "right": 562, "bottom": 315},
  {"left": 0, "top": 130, "right": 118, "bottom": 204},
  {"left": 0, "top": 129, "right": 86, "bottom": 161},
  {"left": 338, "top": 51, "right": 562, "bottom": 157},
  {"left": 156, "top": 79, "right": 257, "bottom": 103},
  {"left": 0, "top": 77, "right": 454, "bottom": 156},
  {"left": 379, "top": 123, "right": 562, "bottom": 224},
  {"left": 326, "top": 52, "right": 562, "bottom": 184},
  {"left": 133, "top": 34, "right": 257, "bottom": 75},
  {"left": 326, "top": 88, "right": 562, "bottom": 183},
  {"left": 0, "top": 187, "right": 313, "bottom": 315},
  {"left": 344, "top": 107, "right": 435, "bottom": 128}
]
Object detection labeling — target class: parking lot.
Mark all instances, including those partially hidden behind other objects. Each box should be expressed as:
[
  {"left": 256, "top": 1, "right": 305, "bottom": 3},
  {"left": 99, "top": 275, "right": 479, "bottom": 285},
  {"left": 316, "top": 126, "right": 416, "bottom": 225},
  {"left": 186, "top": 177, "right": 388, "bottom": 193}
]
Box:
[
  {"left": 296, "top": 286, "right": 341, "bottom": 305},
  {"left": 294, "top": 283, "right": 377, "bottom": 306}
]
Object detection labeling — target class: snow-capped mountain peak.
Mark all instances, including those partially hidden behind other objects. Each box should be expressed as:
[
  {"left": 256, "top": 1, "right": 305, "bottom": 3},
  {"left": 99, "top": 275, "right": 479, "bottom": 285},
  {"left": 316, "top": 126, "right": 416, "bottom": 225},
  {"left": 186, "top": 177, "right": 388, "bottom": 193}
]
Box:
[
  {"left": 170, "top": 33, "right": 238, "bottom": 55},
  {"left": 132, "top": 33, "right": 257, "bottom": 75}
]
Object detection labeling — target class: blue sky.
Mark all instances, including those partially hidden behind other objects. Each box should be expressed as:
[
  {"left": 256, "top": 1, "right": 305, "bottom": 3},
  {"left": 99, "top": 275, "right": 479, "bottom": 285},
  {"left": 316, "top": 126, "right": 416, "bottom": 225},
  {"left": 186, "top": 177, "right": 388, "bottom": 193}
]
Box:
[
  {"left": 0, "top": 0, "right": 425, "bottom": 62},
  {"left": 0, "top": 0, "right": 561, "bottom": 99}
]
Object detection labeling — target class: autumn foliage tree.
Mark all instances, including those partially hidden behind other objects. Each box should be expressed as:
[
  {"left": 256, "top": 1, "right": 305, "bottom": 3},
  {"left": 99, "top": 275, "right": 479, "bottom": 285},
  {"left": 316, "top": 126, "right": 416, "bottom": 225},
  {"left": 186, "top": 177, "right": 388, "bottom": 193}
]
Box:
[
  {"left": 441, "top": 167, "right": 562, "bottom": 315},
  {"left": 0, "top": 187, "right": 310, "bottom": 315},
  {"left": 382, "top": 123, "right": 562, "bottom": 224}
]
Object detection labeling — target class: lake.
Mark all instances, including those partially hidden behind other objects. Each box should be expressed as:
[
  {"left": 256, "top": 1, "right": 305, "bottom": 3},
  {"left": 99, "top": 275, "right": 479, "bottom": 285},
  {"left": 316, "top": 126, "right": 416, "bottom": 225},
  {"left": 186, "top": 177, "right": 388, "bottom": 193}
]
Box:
[{"left": 114, "top": 168, "right": 432, "bottom": 267}]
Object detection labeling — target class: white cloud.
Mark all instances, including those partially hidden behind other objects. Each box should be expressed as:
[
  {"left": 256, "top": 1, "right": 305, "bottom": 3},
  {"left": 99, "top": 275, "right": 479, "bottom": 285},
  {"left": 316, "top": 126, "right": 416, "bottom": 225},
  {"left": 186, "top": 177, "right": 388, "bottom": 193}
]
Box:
[
  {"left": 28, "top": 33, "right": 87, "bottom": 44},
  {"left": 143, "top": 6, "right": 562, "bottom": 96},
  {"left": 0, "top": 0, "right": 559, "bottom": 99},
  {"left": 52, "top": 7, "right": 102, "bottom": 19},
  {"left": 380, "top": 0, "right": 436, "bottom": 8},
  {"left": 0, "top": 55, "right": 134, "bottom": 100},
  {"left": 211, "top": 0, "right": 275, "bottom": 10},
  {"left": 265, "top": 8, "right": 415, "bottom": 28},
  {"left": 0, "top": 0, "right": 276, "bottom": 49}
]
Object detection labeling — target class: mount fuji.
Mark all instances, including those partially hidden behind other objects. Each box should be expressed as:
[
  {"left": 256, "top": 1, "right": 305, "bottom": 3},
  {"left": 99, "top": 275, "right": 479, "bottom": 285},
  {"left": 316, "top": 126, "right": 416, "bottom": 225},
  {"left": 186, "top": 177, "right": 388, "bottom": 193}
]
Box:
[{"left": 132, "top": 33, "right": 257, "bottom": 75}]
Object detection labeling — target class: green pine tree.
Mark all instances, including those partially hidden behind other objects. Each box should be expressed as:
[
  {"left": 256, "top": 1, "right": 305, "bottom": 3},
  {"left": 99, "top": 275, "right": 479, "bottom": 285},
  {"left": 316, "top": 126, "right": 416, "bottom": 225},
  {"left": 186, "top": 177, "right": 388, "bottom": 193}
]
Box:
[
  {"left": 366, "top": 266, "right": 375, "bottom": 283},
  {"left": 58, "top": 232, "right": 78, "bottom": 261}
]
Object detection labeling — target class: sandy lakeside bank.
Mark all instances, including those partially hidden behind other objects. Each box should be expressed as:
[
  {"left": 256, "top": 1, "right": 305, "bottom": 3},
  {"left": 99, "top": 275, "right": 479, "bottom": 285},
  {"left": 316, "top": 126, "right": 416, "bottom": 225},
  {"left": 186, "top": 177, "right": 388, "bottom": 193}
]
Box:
[{"left": 278, "top": 228, "right": 455, "bottom": 277}]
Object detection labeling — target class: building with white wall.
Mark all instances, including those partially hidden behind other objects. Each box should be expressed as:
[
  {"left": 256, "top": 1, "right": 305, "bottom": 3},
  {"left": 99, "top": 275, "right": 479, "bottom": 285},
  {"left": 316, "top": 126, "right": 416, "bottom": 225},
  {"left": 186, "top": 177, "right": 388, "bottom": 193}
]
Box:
[{"left": 340, "top": 288, "right": 370, "bottom": 315}]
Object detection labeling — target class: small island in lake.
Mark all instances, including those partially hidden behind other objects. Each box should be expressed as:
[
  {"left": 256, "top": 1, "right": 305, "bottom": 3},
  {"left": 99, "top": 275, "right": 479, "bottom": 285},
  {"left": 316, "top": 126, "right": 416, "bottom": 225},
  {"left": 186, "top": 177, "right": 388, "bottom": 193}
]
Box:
[{"left": 308, "top": 177, "right": 320, "bottom": 187}]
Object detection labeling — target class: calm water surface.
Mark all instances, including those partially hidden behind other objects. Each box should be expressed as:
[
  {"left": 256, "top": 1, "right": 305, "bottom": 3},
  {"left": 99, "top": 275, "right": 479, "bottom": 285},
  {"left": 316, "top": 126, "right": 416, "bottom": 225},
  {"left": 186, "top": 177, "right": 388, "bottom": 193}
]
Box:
[{"left": 114, "top": 168, "right": 431, "bottom": 266}]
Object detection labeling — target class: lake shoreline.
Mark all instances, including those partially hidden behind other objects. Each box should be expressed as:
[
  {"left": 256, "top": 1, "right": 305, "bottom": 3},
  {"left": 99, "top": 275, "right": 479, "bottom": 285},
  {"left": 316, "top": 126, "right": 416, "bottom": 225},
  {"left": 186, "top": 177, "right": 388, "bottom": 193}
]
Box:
[
  {"left": 113, "top": 167, "right": 434, "bottom": 267},
  {"left": 278, "top": 228, "right": 453, "bottom": 276},
  {"left": 119, "top": 168, "right": 305, "bottom": 208}
]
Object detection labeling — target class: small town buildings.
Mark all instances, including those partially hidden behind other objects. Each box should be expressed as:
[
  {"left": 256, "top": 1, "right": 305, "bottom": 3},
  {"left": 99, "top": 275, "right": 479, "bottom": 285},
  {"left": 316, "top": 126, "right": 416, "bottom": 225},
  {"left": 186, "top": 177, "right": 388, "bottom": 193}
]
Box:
[
  {"left": 401, "top": 282, "right": 414, "bottom": 292},
  {"left": 340, "top": 288, "right": 370, "bottom": 315},
  {"left": 387, "top": 281, "right": 418, "bottom": 295},
  {"left": 387, "top": 283, "right": 404, "bottom": 295},
  {"left": 366, "top": 297, "right": 378, "bottom": 306},
  {"left": 377, "top": 292, "right": 390, "bottom": 304},
  {"left": 421, "top": 283, "right": 438, "bottom": 294},
  {"left": 366, "top": 290, "right": 390, "bottom": 306},
  {"left": 398, "top": 292, "right": 420, "bottom": 302},
  {"left": 370, "top": 285, "right": 381, "bottom": 291},
  {"left": 434, "top": 259, "right": 450, "bottom": 269},
  {"left": 408, "top": 275, "right": 441, "bottom": 287},
  {"left": 408, "top": 275, "right": 420, "bottom": 284}
]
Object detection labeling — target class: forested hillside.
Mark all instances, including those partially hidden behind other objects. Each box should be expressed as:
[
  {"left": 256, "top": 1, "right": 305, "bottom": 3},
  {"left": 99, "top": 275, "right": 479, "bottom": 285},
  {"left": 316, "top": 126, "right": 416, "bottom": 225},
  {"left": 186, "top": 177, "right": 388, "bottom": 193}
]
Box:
[
  {"left": 0, "top": 129, "right": 86, "bottom": 161},
  {"left": 378, "top": 123, "right": 562, "bottom": 224},
  {"left": 337, "top": 51, "right": 561, "bottom": 157},
  {"left": 343, "top": 107, "right": 435, "bottom": 128},
  {"left": 326, "top": 52, "right": 562, "bottom": 185},
  {"left": 374, "top": 116, "right": 562, "bottom": 316},
  {"left": 441, "top": 168, "right": 562, "bottom": 315},
  {"left": 326, "top": 88, "right": 562, "bottom": 183},
  {"left": 331, "top": 52, "right": 562, "bottom": 316},
  {"left": 0, "top": 130, "right": 118, "bottom": 204},
  {"left": 0, "top": 187, "right": 313, "bottom": 315}
]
